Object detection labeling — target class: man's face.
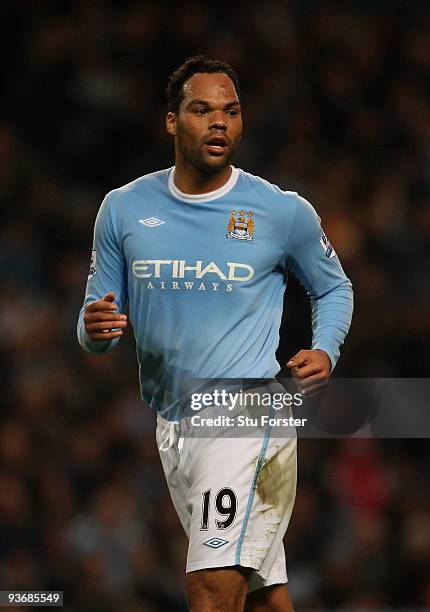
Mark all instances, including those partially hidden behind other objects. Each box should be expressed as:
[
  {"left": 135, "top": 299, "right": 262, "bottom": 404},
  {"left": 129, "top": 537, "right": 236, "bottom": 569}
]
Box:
[{"left": 166, "top": 72, "right": 243, "bottom": 173}]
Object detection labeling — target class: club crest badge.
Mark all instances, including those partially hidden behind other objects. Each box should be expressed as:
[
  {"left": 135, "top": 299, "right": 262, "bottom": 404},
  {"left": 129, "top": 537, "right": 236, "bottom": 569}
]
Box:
[{"left": 226, "top": 210, "right": 254, "bottom": 241}]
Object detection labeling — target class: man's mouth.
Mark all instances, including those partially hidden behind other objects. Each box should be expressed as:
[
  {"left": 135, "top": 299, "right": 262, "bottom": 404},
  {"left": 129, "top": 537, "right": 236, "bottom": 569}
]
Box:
[{"left": 205, "top": 136, "right": 228, "bottom": 155}]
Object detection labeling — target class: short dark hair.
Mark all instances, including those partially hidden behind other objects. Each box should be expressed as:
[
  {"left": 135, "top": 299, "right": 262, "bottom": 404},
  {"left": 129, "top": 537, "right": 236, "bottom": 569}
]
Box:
[{"left": 166, "top": 55, "right": 241, "bottom": 113}]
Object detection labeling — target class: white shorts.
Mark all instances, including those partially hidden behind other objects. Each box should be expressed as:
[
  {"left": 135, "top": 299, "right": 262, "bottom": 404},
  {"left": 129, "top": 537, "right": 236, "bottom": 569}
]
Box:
[{"left": 156, "top": 400, "right": 297, "bottom": 593}]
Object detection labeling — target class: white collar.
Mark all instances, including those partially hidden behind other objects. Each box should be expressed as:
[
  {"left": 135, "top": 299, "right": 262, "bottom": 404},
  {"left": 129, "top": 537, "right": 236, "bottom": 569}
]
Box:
[{"left": 168, "top": 166, "right": 239, "bottom": 202}]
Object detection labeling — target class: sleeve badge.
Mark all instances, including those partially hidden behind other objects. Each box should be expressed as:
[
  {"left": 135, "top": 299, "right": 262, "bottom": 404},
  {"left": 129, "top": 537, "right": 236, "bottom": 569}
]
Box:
[
  {"left": 88, "top": 249, "right": 97, "bottom": 277},
  {"left": 320, "top": 231, "right": 336, "bottom": 259}
]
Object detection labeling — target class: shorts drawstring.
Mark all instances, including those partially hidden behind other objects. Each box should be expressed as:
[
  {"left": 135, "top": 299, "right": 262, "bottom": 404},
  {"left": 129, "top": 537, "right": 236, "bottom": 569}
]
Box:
[{"left": 158, "top": 420, "right": 180, "bottom": 452}]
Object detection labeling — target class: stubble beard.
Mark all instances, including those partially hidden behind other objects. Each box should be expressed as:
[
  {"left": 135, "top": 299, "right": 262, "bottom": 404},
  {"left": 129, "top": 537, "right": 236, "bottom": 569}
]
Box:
[{"left": 176, "top": 131, "right": 239, "bottom": 176}]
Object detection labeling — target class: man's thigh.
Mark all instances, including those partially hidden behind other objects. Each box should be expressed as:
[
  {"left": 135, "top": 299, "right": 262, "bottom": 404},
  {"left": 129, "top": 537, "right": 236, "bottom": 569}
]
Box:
[
  {"left": 245, "top": 583, "right": 295, "bottom": 612},
  {"left": 186, "top": 566, "right": 251, "bottom": 612}
]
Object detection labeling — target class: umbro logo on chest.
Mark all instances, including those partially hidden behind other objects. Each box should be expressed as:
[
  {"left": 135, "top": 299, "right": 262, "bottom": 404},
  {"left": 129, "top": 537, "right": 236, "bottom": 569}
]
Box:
[{"left": 139, "top": 217, "right": 165, "bottom": 227}]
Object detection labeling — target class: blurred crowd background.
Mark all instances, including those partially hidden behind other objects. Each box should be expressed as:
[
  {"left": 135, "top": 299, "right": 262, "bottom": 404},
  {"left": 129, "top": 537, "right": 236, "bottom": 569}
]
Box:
[{"left": 1, "top": 0, "right": 429, "bottom": 610}]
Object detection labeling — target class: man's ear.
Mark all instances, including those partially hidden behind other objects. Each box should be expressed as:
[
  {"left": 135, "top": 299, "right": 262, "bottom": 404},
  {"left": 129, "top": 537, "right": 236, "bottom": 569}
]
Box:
[{"left": 166, "top": 112, "right": 177, "bottom": 136}]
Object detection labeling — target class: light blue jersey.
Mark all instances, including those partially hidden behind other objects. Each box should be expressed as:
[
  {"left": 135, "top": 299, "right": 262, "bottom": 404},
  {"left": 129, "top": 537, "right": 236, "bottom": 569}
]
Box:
[{"left": 77, "top": 167, "right": 353, "bottom": 419}]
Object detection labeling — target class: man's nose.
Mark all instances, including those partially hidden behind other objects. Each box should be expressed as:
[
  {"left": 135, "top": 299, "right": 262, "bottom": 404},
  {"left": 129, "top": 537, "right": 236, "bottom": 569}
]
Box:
[{"left": 209, "top": 111, "right": 227, "bottom": 130}]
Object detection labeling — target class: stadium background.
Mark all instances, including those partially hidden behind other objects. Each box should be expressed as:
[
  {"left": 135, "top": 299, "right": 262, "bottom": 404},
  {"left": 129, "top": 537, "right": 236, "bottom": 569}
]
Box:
[{"left": 1, "top": 0, "right": 429, "bottom": 610}]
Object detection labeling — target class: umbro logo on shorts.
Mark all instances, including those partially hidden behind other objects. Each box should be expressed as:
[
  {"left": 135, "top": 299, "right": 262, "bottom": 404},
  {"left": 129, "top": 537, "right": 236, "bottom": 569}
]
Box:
[
  {"left": 203, "top": 538, "right": 229, "bottom": 549},
  {"left": 139, "top": 217, "right": 165, "bottom": 227}
]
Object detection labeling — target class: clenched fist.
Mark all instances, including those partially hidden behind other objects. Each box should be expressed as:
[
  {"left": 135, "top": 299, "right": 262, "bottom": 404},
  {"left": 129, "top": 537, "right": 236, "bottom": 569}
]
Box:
[
  {"left": 84, "top": 291, "right": 128, "bottom": 341},
  {"left": 287, "top": 349, "right": 331, "bottom": 396}
]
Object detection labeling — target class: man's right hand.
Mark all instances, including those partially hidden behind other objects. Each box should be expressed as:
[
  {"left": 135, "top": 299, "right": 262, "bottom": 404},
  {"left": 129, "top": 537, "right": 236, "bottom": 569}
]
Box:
[{"left": 84, "top": 291, "right": 128, "bottom": 341}]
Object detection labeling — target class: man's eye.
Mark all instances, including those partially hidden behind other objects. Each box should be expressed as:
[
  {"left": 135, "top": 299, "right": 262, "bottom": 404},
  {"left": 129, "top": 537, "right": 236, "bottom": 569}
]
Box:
[
  {"left": 226, "top": 109, "right": 239, "bottom": 116},
  {"left": 195, "top": 108, "right": 207, "bottom": 114}
]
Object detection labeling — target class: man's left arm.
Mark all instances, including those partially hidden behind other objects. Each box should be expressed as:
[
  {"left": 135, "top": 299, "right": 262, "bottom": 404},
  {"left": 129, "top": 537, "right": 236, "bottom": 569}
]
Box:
[{"left": 285, "top": 194, "right": 354, "bottom": 393}]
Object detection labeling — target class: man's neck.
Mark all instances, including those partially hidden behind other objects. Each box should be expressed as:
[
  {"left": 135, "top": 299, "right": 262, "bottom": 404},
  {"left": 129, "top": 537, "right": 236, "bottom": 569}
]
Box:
[{"left": 173, "top": 160, "right": 232, "bottom": 195}]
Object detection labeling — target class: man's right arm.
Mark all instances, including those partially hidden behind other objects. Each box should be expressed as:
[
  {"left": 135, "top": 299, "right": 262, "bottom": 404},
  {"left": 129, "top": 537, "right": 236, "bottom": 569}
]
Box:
[{"left": 77, "top": 192, "right": 128, "bottom": 354}]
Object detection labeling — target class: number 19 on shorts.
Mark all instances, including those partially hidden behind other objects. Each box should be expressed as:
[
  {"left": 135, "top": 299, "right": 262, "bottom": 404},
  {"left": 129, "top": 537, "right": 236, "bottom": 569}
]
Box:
[{"left": 200, "top": 488, "right": 238, "bottom": 530}]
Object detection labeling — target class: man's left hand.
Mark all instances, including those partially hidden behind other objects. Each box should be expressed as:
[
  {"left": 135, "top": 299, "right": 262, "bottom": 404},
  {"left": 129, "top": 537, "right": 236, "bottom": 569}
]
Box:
[{"left": 287, "top": 349, "right": 332, "bottom": 396}]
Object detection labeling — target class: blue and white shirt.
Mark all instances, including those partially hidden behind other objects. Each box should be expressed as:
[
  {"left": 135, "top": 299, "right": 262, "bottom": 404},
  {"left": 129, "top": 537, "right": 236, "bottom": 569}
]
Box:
[{"left": 77, "top": 167, "right": 353, "bottom": 420}]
